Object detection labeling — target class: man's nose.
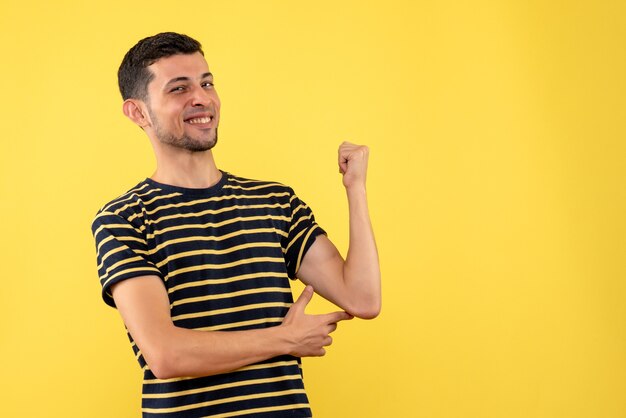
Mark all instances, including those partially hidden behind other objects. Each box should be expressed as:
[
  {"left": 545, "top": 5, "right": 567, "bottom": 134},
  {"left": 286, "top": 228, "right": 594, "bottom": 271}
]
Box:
[{"left": 190, "top": 86, "right": 212, "bottom": 107}]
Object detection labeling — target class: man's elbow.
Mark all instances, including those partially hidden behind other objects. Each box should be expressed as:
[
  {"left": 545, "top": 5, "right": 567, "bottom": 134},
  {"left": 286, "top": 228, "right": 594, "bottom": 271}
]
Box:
[
  {"left": 349, "top": 301, "right": 381, "bottom": 320},
  {"left": 143, "top": 346, "right": 182, "bottom": 380},
  {"left": 149, "top": 360, "right": 176, "bottom": 380}
]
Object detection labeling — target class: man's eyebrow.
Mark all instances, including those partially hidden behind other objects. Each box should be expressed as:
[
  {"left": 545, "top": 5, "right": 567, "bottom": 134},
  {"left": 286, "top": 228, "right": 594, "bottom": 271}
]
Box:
[{"left": 164, "top": 73, "right": 213, "bottom": 88}]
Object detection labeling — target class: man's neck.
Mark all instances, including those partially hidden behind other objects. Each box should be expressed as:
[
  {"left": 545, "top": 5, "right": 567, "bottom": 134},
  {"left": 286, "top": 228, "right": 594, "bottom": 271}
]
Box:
[{"left": 151, "top": 148, "right": 222, "bottom": 189}]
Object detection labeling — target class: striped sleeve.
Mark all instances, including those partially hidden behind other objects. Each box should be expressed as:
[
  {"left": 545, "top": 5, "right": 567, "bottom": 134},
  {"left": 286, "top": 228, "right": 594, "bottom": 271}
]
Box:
[
  {"left": 283, "top": 188, "right": 326, "bottom": 279},
  {"left": 91, "top": 211, "right": 162, "bottom": 308}
]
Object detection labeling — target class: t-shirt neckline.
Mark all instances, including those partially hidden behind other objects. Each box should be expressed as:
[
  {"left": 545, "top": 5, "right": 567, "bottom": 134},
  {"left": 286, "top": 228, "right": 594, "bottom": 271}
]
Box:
[{"left": 144, "top": 170, "right": 229, "bottom": 196}]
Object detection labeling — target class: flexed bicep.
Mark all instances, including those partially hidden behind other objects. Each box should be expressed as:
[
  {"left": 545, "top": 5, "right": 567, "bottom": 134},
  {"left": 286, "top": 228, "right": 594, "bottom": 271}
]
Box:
[{"left": 296, "top": 235, "right": 358, "bottom": 315}]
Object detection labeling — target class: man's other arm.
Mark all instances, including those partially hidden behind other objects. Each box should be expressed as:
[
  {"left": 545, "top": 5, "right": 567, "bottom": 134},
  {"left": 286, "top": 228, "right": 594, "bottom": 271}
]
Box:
[
  {"left": 296, "top": 142, "right": 382, "bottom": 319},
  {"left": 111, "top": 276, "right": 351, "bottom": 379}
]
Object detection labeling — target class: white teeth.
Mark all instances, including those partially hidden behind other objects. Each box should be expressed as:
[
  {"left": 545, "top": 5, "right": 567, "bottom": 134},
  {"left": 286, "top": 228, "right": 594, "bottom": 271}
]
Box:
[{"left": 188, "top": 117, "right": 212, "bottom": 124}]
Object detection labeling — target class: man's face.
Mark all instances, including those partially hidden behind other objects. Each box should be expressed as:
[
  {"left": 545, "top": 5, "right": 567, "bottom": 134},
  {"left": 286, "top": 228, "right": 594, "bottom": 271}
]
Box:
[{"left": 144, "top": 52, "right": 221, "bottom": 152}]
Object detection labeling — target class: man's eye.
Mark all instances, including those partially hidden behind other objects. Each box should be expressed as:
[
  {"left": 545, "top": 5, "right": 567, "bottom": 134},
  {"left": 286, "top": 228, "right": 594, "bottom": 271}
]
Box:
[
  {"left": 202, "top": 82, "right": 214, "bottom": 88},
  {"left": 170, "top": 86, "right": 186, "bottom": 93}
]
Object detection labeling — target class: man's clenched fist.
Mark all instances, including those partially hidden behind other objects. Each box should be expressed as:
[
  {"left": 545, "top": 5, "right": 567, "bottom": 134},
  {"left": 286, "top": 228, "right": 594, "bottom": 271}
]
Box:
[{"left": 338, "top": 141, "right": 369, "bottom": 189}]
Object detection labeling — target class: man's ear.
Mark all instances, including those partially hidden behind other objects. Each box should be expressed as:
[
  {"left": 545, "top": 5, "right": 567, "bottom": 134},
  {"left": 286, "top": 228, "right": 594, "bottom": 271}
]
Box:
[{"left": 122, "top": 99, "right": 150, "bottom": 128}]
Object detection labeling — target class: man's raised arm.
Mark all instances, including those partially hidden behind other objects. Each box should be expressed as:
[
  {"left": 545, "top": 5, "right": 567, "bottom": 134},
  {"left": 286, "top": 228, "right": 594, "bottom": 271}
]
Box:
[{"left": 296, "top": 142, "right": 382, "bottom": 319}]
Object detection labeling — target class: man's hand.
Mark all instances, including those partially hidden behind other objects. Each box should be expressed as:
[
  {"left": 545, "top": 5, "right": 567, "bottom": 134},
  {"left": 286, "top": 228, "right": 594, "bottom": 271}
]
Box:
[
  {"left": 280, "top": 286, "right": 353, "bottom": 357},
  {"left": 338, "top": 141, "right": 370, "bottom": 189}
]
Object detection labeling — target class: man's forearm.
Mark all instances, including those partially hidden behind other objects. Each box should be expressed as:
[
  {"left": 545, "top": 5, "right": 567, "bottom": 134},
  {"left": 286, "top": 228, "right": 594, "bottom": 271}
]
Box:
[
  {"left": 112, "top": 275, "right": 349, "bottom": 380},
  {"left": 343, "top": 185, "right": 382, "bottom": 319},
  {"left": 148, "top": 325, "right": 289, "bottom": 379}
]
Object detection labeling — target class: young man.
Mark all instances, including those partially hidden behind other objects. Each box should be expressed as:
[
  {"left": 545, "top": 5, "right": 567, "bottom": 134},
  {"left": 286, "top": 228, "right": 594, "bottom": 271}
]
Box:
[{"left": 92, "top": 32, "right": 381, "bottom": 417}]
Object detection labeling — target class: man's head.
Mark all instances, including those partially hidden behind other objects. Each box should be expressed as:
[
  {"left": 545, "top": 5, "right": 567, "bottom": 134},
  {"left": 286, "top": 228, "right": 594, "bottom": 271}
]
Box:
[
  {"left": 119, "top": 33, "right": 220, "bottom": 153},
  {"left": 118, "top": 32, "right": 203, "bottom": 101}
]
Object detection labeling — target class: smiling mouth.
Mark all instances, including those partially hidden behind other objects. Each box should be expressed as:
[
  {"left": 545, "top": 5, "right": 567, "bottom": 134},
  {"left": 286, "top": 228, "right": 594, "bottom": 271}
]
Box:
[{"left": 186, "top": 116, "right": 213, "bottom": 124}]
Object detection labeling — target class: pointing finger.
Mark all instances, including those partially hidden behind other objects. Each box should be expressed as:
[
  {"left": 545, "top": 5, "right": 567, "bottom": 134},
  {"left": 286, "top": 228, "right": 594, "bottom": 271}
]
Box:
[{"left": 322, "top": 311, "right": 354, "bottom": 324}]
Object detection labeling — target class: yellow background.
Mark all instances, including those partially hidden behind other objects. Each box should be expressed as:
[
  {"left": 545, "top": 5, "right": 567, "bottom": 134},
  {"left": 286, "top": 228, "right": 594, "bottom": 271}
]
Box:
[{"left": 1, "top": 1, "right": 624, "bottom": 417}]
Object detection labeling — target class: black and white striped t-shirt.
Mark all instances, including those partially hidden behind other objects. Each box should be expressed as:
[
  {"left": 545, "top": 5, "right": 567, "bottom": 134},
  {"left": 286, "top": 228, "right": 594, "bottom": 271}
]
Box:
[{"left": 91, "top": 171, "right": 325, "bottom": 417}]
